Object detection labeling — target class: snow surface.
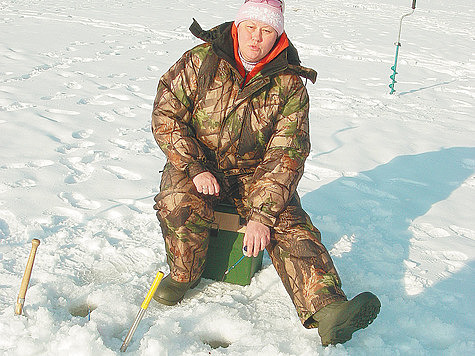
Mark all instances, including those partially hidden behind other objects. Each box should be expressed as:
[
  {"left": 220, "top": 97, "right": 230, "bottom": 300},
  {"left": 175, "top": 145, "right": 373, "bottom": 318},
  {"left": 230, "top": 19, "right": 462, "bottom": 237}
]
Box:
[{"left": 1, "top": 0, "right": 474, "bottom": 355}]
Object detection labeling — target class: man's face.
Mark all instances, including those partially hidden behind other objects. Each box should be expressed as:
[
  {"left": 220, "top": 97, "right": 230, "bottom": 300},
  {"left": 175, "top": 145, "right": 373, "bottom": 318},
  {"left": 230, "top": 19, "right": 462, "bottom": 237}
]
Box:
[{"left": 237, "top": 20, "right": 278, "bottom": 63}]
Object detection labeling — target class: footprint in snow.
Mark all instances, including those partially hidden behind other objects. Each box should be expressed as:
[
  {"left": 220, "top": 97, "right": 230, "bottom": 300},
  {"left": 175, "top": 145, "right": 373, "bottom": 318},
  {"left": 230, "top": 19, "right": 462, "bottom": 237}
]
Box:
[
  {"left": 1, "top": 160, "right": 54, "bottom": 169},
  {"left": 126, "top": 85, "right": 140, "bottom": 92},
  {"left": 75, "top": 41, "right": 92, "bottom": 46},
  {"left": 81, "top": 150, "right": 110, "bottom": 164},
  {"left": 113, "top": 107, "right": 135, "bottom": 117},
  {"left": 66, "top": 81, "right": 82, "bottom": 89},
  {"left": 109, "top": 138, "right": 154, "bottom": 153},
  {"left": 129, "top": 76, "right": 155, "bottom": 82},
  {"left": 107, "top": 93, "right": 131, "bottom": 101},
  {"left": 60, "top": 157, "right": 94, "bottom": 184},
  {"left": 58, "top": 192, "right": 101, "bottom": 210},
  {"left": 449, "top": 225, "right": 475, "bottom": 240},
  {"left": 107, "top": 73, "right": 127, "bottom": 78},
  {"left": 45, "top": 108, "right": 80, "bottom": 115},
  {"left": 41, "top": 92, "right": 76, "bottom": 101},
  {"left": 0, "top": 101, "right": 34, "bottom": 112},
  {"left": 411, "top": 223, "right": 451, "bottom": 239},
  {"left": 98, "top": 49, "right": 120, "bottom": 56},
  {"left": 74, "top": 71, "right": 97, "bottom": 78},
  {"left": 104, "top": 166, "right": 141, "bottom": 180},
  {"left": 1, "top": 162, "right": 25, "bottom": 169},
  {"left": 440, "top": 250, "right": 468, "bottom": 262},
  {"left": 72, "top": 129, "right": 93, "bottom": 139},
  {"left": 95, "top": 111, "right": 116, "bottom": 122},
  {"left": 10, "top": 179, "right": 37, "bottom": 188},
  {"left": 56, "top": 141, "right": 95, "bottom": 154},
  {"left": 77, "top": 96, "right": 114, "bottom": 106},
  {"left": 108, "top": 138, "right": 130, "bottom": 150}
]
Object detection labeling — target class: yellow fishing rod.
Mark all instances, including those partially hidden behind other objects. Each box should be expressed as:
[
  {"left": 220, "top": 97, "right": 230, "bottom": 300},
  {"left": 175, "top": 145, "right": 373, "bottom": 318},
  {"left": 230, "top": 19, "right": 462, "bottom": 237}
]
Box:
[{"left": 120, "top": 271, "right": 164, "bottom": 352}]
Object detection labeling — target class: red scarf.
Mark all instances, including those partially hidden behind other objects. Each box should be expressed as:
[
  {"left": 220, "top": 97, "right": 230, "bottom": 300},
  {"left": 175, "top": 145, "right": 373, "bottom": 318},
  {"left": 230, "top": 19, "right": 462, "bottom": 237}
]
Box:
[{"left": 231, "top": 23, "right": 289, "bottom": 85}]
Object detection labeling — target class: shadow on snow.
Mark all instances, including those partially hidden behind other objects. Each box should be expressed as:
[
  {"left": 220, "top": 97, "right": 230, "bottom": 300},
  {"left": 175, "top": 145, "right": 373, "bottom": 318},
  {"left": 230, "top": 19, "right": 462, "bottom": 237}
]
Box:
[{"left": 301, "top": 147, "right": 475, "bottom": 350}]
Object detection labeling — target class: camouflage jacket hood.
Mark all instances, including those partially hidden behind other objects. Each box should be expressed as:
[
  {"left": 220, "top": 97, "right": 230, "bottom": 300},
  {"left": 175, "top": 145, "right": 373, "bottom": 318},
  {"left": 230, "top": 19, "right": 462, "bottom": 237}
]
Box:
[
  {"left": 189, "top": 19, "right": 317, "bottom": 84},
  {"left": 152, "top": 20, "right": 316, "bottom": 226}
]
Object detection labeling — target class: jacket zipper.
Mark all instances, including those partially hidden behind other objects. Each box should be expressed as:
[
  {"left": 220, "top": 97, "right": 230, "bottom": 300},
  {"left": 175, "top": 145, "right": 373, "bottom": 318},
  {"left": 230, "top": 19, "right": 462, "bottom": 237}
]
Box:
[
  {"left": 216, "top": 69, "right": 280, "bottom": 170},
  {"left": 240, "top": 72, "right": 247, "bottom": 92}
]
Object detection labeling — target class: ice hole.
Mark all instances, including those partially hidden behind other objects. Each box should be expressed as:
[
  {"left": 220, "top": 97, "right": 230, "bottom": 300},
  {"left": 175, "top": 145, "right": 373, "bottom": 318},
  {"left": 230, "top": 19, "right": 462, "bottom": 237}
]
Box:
[
  {"left": 69, "top": 303, "right": 97, "bottom": 318},
  {"left": 202, "top": 339, "right": 231, "bottom": 349}
]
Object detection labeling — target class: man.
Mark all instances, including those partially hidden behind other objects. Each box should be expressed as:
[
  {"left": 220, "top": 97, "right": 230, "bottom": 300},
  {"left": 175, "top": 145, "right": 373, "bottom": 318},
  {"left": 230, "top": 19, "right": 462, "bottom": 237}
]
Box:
[{"left": 151, "top": 0, "right": 380, "bottom": 346}]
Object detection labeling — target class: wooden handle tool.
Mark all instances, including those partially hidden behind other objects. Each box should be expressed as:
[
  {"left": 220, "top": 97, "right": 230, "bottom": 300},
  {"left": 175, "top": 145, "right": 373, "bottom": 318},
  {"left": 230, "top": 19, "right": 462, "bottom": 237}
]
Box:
[{"left": 15, "top": 239, "right": 40, "bottom": 315}]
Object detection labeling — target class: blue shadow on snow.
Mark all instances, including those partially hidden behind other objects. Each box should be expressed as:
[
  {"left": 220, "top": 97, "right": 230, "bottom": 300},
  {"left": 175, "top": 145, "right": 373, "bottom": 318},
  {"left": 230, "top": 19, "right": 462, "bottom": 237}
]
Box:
[{"left": 301, "top": 147, "right": 475, "bottom": 293}]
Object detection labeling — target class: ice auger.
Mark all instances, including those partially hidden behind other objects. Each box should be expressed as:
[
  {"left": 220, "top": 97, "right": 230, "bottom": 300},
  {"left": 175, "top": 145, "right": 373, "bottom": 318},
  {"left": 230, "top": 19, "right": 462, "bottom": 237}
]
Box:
[{"left": 389, "top": 0, "right": 417, "bottom": 94}]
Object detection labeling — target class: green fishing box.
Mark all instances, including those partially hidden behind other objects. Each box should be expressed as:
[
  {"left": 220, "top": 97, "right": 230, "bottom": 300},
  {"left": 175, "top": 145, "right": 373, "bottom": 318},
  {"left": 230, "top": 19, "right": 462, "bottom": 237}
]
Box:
[{"left": 202, "top": 204, "right": 263, "bottom": 286}]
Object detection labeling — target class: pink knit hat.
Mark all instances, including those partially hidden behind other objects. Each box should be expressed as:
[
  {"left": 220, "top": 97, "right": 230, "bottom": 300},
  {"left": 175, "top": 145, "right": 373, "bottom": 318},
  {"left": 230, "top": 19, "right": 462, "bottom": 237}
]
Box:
[{"left": 235, "top": 0, "right": 285, "bottom": 36}]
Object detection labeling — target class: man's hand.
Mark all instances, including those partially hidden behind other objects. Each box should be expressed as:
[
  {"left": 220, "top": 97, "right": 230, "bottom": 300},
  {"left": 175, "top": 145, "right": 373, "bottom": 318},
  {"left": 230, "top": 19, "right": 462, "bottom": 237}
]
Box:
[
  {"left": 243, "top": 220, "right": 270, "bottom": 257},
  {"left": 192, "top": 171, "right": 220, "bottom": 196}
]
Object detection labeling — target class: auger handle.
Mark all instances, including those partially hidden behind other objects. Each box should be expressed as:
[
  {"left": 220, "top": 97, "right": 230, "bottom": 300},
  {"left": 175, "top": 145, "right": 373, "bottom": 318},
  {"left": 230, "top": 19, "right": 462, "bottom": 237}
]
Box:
[{"left": 412, "top": 0, "right": 416, "bottom": 9}]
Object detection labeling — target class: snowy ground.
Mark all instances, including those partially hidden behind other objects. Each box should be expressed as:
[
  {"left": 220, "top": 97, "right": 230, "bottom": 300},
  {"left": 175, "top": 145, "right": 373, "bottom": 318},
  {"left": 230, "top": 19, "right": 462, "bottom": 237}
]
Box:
[{"left": 1, "top": 0, "right": 474, "bottom": 355}]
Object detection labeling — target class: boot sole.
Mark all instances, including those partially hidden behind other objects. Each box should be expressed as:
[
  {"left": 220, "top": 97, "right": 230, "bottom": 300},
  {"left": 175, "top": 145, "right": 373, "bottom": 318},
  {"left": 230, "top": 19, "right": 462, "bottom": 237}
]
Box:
[
  {"left": 320, "top": 292, "right": 381, "bottom": 346},
  {"left": 153, "top": 277, "right": 201, "bottom": 306}
]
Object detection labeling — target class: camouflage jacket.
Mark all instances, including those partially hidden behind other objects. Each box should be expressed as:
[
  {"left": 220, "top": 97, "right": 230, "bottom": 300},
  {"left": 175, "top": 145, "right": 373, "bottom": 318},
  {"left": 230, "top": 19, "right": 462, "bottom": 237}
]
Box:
[{"left": 152, "top": 20, "right": 317, "bottom": 227}]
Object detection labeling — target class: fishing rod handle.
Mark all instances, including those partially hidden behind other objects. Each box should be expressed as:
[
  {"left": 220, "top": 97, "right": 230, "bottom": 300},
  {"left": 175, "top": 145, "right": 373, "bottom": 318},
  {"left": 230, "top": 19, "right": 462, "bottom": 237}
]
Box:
[
  {"left": 412, "top": 0, "right": 416, "bottom": 9},
  {"left": 141, "top": 271, "right": 164, "bottom": 310}
]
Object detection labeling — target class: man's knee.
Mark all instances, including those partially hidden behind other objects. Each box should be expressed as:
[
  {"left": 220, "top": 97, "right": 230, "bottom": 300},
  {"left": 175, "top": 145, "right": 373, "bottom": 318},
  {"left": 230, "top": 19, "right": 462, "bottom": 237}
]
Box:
[
  {"left": 154, "top": 164, "right": 214, "bottom": 231},
  {"left": 274, "top": 197, "right": 321, "bottom": 238}
]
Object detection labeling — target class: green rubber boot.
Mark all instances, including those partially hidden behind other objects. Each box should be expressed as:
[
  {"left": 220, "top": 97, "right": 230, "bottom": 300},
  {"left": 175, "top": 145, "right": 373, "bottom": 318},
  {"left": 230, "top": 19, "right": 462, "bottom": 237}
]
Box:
[
  {"left": 313, "top": 292, "right": 381, "bottom": 346},
  {"left": 153, "top": 274, "right": 201, "bottom": 306}
]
